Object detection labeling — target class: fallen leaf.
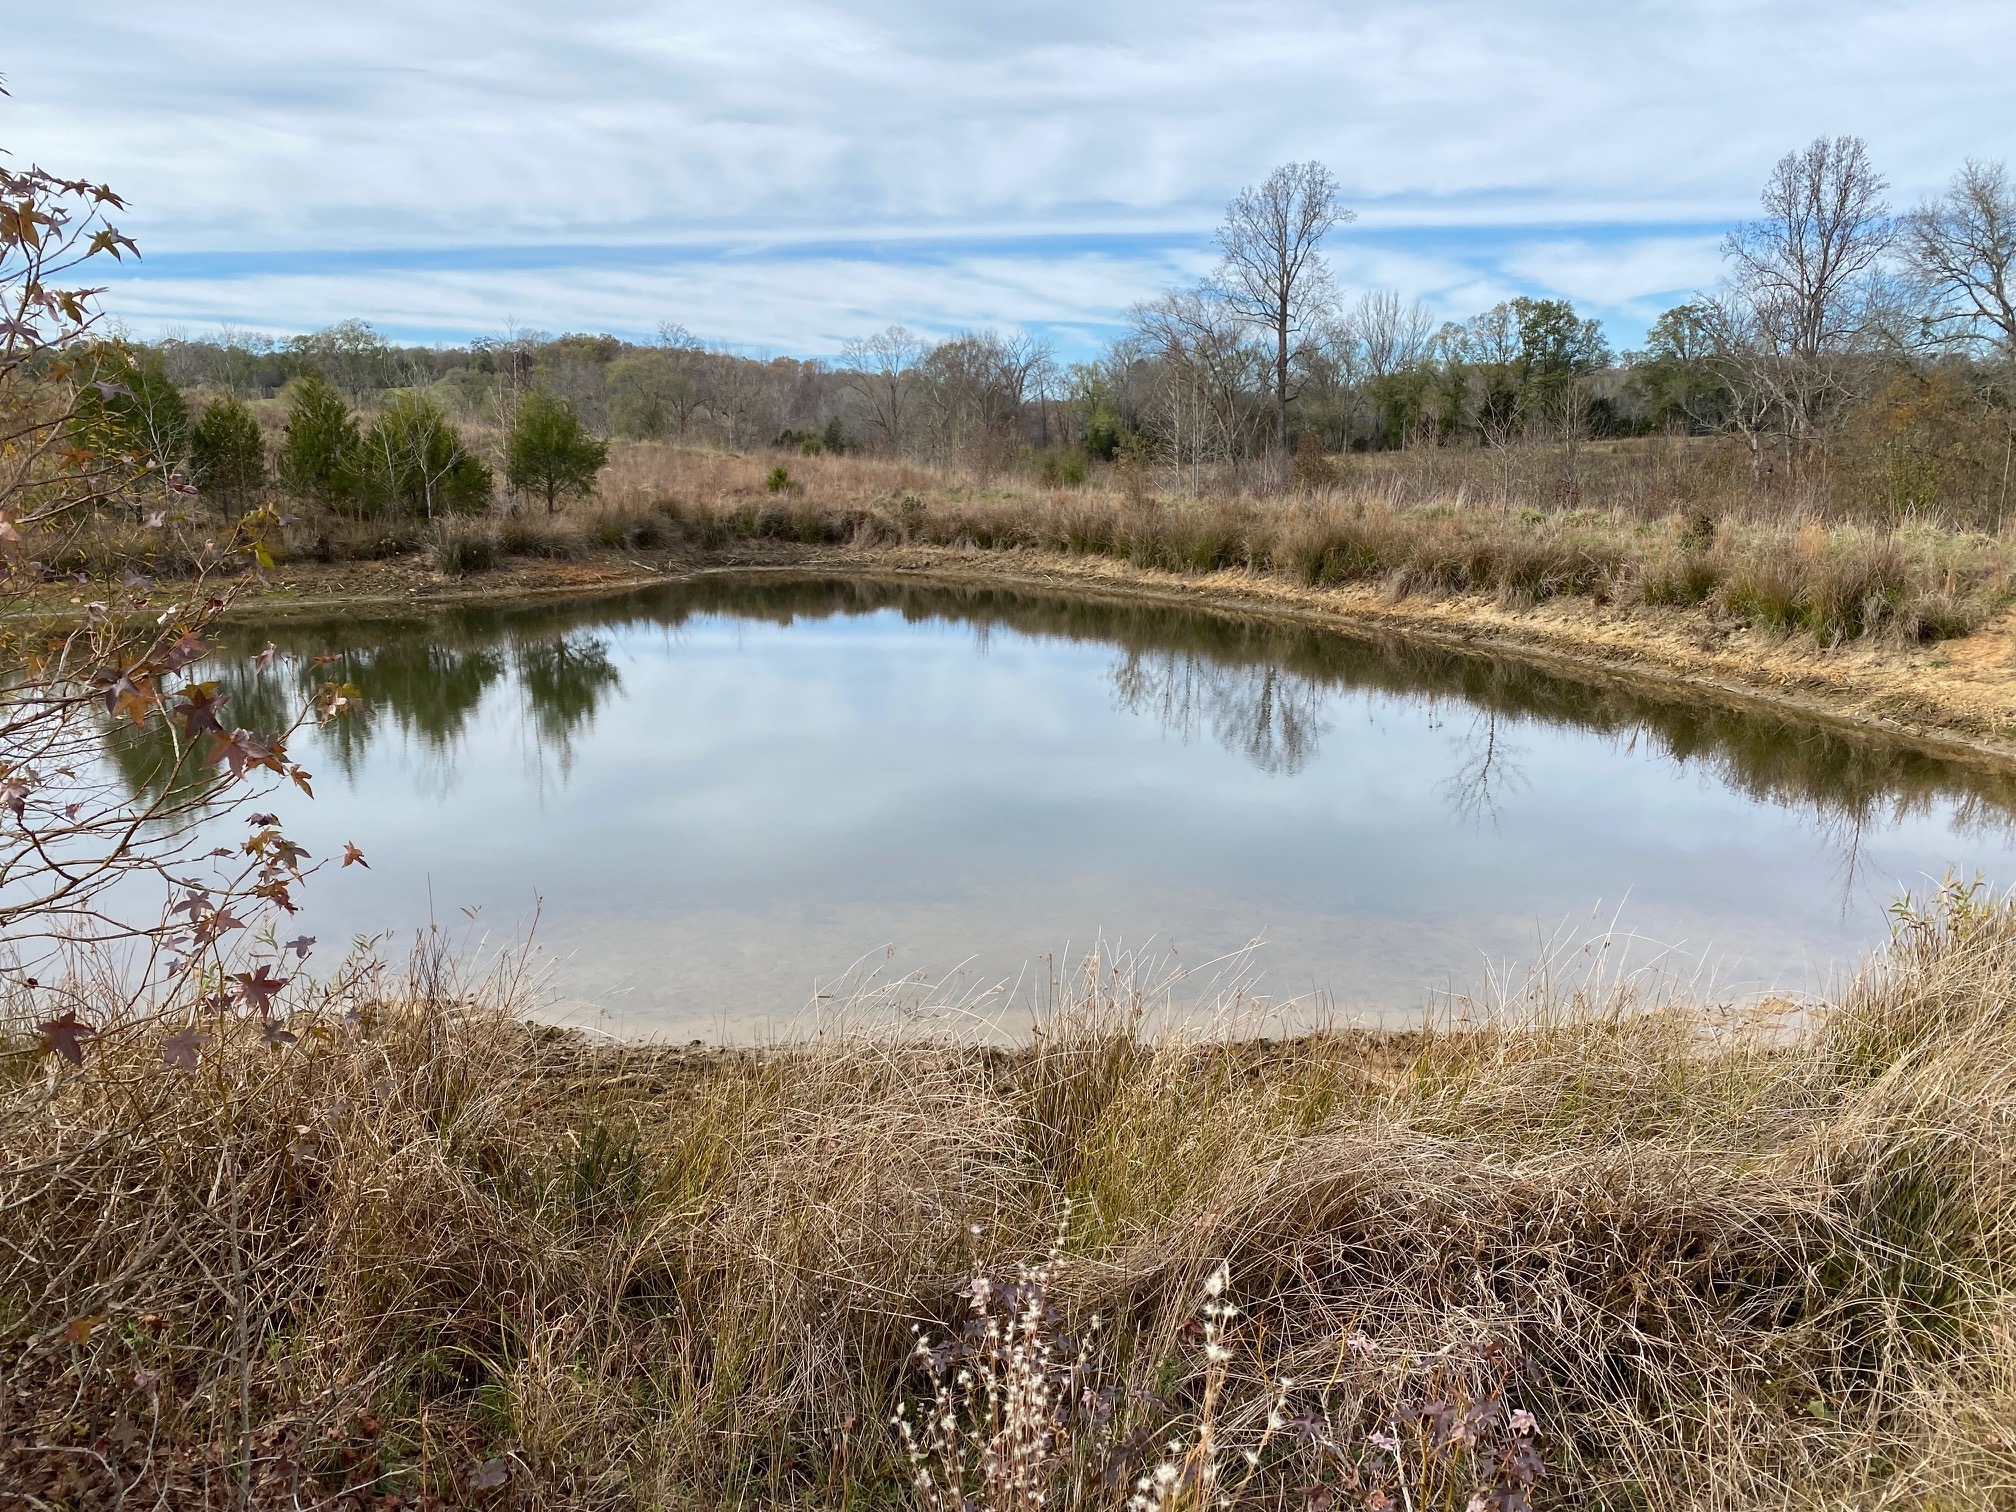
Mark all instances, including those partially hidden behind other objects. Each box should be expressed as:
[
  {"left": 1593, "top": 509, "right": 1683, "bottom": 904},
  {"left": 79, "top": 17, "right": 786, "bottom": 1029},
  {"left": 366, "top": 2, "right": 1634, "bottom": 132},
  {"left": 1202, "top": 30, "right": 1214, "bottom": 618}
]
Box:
[{"left": 469, "top": 1457, "right": 510, "bottom": 1492}]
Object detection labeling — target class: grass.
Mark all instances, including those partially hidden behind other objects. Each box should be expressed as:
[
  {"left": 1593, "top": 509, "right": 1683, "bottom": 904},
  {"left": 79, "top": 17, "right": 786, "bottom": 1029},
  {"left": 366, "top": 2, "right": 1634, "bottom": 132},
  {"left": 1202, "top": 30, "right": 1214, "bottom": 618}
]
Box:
[
  {"left": 24, "top": 444, "right": 2016, "bottom": 650},
  {"left": 8, "top": 884, "right": 2016, "bottom": 1507}
]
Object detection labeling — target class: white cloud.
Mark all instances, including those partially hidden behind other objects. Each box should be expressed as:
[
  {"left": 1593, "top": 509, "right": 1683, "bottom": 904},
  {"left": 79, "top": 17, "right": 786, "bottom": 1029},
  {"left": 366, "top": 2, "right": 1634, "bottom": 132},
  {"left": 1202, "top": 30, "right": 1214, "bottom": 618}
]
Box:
[{"left": 15, "top": 0, "right": 2014, "bottom": 347}]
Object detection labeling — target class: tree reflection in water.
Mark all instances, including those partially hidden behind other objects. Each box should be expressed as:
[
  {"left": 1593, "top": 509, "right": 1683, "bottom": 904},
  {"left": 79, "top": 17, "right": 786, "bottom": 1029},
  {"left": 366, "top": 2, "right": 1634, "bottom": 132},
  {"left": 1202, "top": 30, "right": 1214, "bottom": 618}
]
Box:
[{"left": 103, "top": 575, "right": 2016, "bottom": 869}]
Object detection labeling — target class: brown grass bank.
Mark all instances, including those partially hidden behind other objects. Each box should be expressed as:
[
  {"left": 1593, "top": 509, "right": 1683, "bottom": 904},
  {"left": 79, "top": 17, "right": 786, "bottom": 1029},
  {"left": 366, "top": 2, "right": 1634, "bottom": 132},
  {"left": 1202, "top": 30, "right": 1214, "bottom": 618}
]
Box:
[
  {"left": 43, "top": 444, "right": 2014, "bottom": 764},
  {"left": 8, "top": 887, "right": 2016, "bottom": 1509}
]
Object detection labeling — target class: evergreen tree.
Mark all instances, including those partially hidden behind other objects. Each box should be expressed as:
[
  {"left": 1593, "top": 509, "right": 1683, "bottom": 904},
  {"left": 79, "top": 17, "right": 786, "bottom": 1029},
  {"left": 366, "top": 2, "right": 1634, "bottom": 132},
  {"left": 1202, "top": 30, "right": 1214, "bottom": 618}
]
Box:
[
  {"left": 352, "top": 393, "right": 492, "bottom": 519},
  {"left": 76, "top": 352, "right": 189, "bottom": 476},
  {"left": 188, "top": 394, "right": 267, "bottom": 510},
  {"left": 277, "top": 374, "right": 360, "bottom": 507},
  {"left": 506, "top": 389, "right": 609, "bottom": 513}
]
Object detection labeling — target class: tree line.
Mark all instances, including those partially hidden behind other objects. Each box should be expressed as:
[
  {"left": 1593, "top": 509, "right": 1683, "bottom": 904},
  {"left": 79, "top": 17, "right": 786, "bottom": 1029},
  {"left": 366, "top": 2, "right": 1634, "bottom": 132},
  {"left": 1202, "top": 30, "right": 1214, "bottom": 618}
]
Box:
[{"left": 123, "top": 137, "right": 2016, "bottom": 526}]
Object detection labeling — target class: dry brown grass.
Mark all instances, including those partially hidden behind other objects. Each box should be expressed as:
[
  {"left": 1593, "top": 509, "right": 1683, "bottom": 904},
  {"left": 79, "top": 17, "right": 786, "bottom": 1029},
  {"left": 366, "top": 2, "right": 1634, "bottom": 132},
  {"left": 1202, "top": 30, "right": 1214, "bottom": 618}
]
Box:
[
  {"left": 7, "top": 885, "right": 2016, "bottom": 1508},
  {"left": 29, "top": 444, "right": 2015, "bottom": 648},
  {"left": 599, "top": 445, "right": 2015, "bottom": 647}
]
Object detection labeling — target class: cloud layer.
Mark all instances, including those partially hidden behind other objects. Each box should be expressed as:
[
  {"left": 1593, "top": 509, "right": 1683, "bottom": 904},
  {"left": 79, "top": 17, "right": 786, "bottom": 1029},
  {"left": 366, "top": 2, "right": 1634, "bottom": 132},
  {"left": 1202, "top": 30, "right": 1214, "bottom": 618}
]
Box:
[{"left": 15, "top": 0, "right": 2016, "bottom": 353}]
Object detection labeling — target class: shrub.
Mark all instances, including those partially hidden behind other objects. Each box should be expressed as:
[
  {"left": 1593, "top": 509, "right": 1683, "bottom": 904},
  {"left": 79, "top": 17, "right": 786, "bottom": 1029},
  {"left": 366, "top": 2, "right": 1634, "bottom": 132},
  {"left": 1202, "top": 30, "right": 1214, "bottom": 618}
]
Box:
[
  {"left": 1035, "top": 443, "right": 1089, "bottom": 487},
  {"left": 506, "top": 389, "right": 609, "bottom": 514},
  {"left": 430, "top": 523, "right": 498, "bottom": 577},
  {"left": 188, "top": 393, "right": 266, "bottom": 511},
  {"left": 277, "top": 374, "right": 360, "bottom": 507},
  {"left": 498, "top": 512, "right": 587, "bottom": 559},
  {"left": 767, "top": 464, "right": 793, "bottom": 494}
]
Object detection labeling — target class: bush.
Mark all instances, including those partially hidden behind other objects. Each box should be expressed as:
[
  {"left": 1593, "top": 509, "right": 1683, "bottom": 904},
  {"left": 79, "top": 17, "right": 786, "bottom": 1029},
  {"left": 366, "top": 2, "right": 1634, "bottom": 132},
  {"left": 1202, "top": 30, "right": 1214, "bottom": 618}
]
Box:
[
  {"left": 506, "top": 390, "right": 609, "bottom": 513},
  {"left": 188, "top": 393, "right": 266, "bottom": 511},
  {"left": 497, "top": 512, "right": 587, "bottom": 559},
  {"left": 766, "top": 464, "right": 793, "bottom": 494},
  {"left": 277, "top": 374, "right": 360, "bottom": 506},
  {"left": 352, "top": 393, "right": 493, "bottom": 518},
  {"left": 1035, "top": 443, "right": 1089, "bottom": 487},
  {"left": 430, "top": 524, "right": 498, "bottom": 577}
]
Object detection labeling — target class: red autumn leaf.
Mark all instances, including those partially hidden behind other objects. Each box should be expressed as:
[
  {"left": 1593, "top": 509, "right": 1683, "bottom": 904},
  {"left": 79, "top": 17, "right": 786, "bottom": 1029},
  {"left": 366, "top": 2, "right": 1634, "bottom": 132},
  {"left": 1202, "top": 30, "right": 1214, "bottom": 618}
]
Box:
[
  {"left": 253, "top": 641, "right": 279, "bottom": 670},
  {"left": 206, "top": 728, "right": 279, "bottom": 780},
  {"left": 284, "top": 935, "right": 316, "bottom": 960},
  {"left": 342, "top": 842, "right": 369, "bottom": 869},
  {"left": 230, "top": 965, "right": 290, "bottom": 1016},
  {"left": 194, "top": 905, "right": 247, "bottom": 943},
  {"left": 175, "top": 682, "right": 227, "bottom": 740},
  {"left": 38, "top": 1010, "right": 92, "bottom": 1065},
  {"left": 159, "top": 630, "right": 207, "bottom": 671},
  {"left": 0, "top": 778, "right": 26, "bottom": 821}
]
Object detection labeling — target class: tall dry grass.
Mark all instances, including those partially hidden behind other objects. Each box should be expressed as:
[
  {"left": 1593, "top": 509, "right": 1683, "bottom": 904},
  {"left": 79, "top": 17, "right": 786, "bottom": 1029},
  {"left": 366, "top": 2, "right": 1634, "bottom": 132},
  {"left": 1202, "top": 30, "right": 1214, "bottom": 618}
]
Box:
[
  {"left": 8, "top": 885, "right": 2016, "bottom": 1508},
  {"left": 599, "top": 444, "right": 2013, "bottom": 647},
  {"left": 31, "top": 443, "right": 2015, "bottom": 649}
]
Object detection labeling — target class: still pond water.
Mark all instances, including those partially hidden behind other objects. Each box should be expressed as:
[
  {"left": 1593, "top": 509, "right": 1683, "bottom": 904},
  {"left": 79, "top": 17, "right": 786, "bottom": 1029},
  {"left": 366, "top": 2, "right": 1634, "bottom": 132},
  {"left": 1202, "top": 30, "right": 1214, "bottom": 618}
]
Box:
[{"left": 152, "top": 575, "right": 2016, "bottom": 1037}]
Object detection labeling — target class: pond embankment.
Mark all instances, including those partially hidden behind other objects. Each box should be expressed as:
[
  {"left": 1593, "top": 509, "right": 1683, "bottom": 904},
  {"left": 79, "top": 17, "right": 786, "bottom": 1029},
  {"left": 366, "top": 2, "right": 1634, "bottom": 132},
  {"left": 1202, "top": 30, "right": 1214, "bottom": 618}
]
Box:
[{"left": 185, "top": 536, "right": 2016, "bottom": 772}]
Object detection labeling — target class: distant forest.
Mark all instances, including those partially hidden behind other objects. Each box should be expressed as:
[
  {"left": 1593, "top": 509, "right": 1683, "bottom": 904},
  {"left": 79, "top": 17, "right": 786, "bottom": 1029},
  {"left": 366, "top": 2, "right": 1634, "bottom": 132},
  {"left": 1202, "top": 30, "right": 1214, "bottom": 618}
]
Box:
[{"left": 125, "top": 136, "right": 2016, "bottom": 525}]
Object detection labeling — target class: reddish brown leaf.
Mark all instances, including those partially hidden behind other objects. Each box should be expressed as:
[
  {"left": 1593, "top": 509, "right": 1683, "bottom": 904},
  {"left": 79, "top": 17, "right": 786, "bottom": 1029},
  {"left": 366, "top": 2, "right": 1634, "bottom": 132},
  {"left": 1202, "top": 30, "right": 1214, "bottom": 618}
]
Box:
[
  {"left": 342, "top": 842, "right": 369, "bottom": 869},
  {"left": 159, "top": 630, "right": 207, "bottom": 671},
  {"left": 175, "top": 682, "right": 227, "bottom": 741},
  {"left": 231, "top": 965, "right": 290, "bottom": 1016},
  {"left": 162, "top": 1026, "right": 209, "bottom": 1073},
  {"left": 37, "top": 1010, "right": 92, "bottom": 1065}
]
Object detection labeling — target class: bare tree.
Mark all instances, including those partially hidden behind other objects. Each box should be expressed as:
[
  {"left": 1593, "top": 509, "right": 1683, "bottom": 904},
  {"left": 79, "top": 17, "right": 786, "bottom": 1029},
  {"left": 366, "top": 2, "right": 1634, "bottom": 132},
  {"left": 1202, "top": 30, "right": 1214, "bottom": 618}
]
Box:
[
  {"left": 1720, "top": 137, "right": 1893, "bottom": 451},
  {"left": 1212, "top": 161, "right": 1353, "bottom": 472},
  {"left": 840, "top": 326, "right": 925, "bottom": 452},
  {"left": 1131, "top": 290, "right": 1267, "bottom": 490},
  {"left": 1344, "top": 289, "right": 1435, "bottom": 381},
  {"left": 914, "top": 330, "right": 1052, "bottom": 467},
  {"left": 698, "top": 348, "right": 781, "bottom": 449},
  {"left": 1905, "top": 159, "right": 2016, "bottom": 359}
]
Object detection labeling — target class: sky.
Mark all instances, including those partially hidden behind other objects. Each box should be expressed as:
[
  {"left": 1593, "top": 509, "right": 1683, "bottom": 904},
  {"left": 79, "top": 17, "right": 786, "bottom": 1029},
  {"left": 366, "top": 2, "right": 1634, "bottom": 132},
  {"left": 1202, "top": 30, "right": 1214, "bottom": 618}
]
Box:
[{"left": 12, "top": 1, "right": 2016, "bottom": 361}]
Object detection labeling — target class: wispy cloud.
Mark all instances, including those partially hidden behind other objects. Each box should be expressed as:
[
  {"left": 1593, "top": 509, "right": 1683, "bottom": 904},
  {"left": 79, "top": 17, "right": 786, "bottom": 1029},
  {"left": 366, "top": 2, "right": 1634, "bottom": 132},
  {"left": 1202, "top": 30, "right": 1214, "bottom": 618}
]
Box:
[{"left": 15, "top": 0, "right": 2015, "bottom": 352}]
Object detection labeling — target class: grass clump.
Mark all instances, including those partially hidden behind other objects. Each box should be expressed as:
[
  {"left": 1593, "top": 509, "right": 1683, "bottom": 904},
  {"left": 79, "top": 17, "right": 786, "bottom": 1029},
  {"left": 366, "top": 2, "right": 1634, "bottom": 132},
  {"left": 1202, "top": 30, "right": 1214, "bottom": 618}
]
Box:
[
  {"left": 9, "top": 886, "right": 2016, "bottom": 1506},
  {"left": 429, "top": 521, "right": 498, "bottom": 577}
]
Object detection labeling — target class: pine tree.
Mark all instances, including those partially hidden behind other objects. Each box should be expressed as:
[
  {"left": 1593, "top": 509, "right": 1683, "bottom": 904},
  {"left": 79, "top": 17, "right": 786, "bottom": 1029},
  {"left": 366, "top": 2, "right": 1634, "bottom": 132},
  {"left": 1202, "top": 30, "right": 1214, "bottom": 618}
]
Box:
[
  {"left": 189, "top": 394, "right": 267, "bottom": 511},
  {"left": 506, "top": 390, "right": 609, "bottom": 513}
]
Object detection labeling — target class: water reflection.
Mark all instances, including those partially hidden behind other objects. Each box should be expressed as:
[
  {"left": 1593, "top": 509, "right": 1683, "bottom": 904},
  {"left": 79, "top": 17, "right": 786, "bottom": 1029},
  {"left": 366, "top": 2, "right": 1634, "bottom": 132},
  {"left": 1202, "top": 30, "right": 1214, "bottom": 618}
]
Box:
[
  {"left": 88, "top": 573, "right": 2016, "bottom": 1035},
  {"left": 152, "top": 573, "right": 2016, "bottom": 848}
]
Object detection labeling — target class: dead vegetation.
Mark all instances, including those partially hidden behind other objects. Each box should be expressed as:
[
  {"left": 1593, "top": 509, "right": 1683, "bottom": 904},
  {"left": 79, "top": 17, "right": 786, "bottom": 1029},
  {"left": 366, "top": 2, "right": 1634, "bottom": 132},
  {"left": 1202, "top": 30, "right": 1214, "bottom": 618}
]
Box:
[{"left": 7, "top": 883, "right": 2016, "bottom": 1509}]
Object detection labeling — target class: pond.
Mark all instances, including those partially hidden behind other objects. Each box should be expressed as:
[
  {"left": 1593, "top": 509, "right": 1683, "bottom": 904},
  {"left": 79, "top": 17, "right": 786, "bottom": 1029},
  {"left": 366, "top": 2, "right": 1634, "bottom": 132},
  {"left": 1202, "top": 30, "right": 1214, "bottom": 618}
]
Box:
[{"left": 120, "top": 574, "right": 2016, "bottom": 1037}]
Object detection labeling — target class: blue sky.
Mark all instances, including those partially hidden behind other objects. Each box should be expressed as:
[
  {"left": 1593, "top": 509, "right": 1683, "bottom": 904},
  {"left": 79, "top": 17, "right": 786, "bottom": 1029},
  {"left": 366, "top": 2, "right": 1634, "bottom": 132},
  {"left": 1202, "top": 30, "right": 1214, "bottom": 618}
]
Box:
[{"left": 13, "top": 1, "right": 2016, "bottom": 360}]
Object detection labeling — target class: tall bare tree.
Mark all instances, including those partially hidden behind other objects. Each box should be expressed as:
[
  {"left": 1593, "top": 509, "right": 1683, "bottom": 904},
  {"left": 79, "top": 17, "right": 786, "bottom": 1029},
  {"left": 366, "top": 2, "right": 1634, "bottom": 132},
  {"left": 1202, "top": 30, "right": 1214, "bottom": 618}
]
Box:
[
  {"left": 1720, "top": 137, "right": 1892, "bottom": 453},
  {"left": 1905, "top": 159, "right": 2016, "bottom": 359},
  {"left": 1725, "top": 137, "right": 1893, "bottom": 363},
  {"left": 1212, "top": 161, "right": 1352, "bottom": 471},
  {"left": 1343, "top": 288, "right": 1435, "bottom": 382},
  {"left": 840, "top": 326, "right": 924, "bottom": 452}
]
